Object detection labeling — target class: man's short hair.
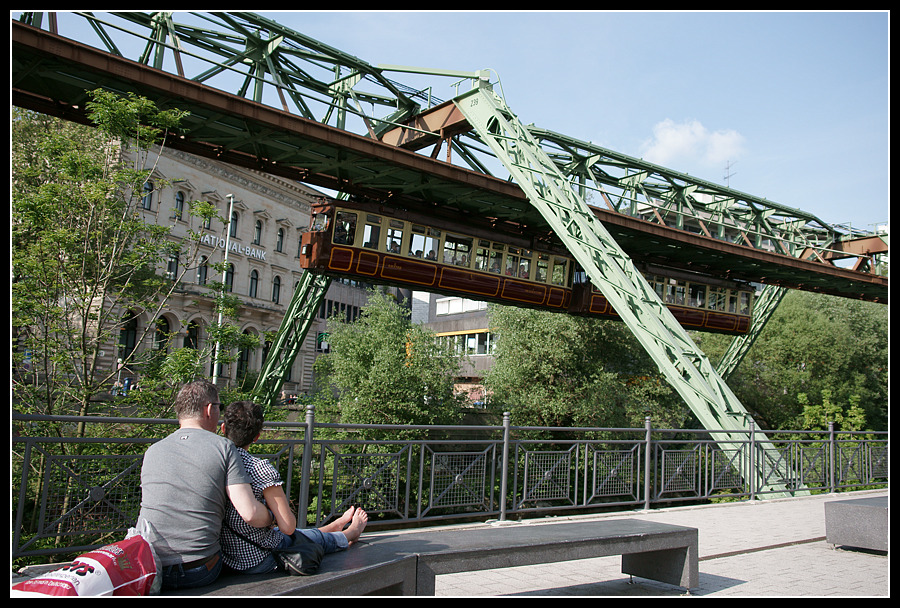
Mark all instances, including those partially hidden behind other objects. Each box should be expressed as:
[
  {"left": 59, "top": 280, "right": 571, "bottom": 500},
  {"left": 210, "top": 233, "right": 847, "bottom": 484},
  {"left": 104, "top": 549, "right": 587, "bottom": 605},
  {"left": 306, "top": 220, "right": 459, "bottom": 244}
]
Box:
[
  {"left": 222, "top": 401, "right": 264, "bottom": 448},
  {"left": 173, "top": 380, "right": 219, "bottom": 421}
]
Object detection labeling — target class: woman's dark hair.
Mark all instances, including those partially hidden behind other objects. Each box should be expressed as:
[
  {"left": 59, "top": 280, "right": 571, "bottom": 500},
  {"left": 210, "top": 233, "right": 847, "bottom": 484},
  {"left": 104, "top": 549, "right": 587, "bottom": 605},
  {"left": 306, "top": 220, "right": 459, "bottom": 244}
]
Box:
[{"left": 222, "top": 400, "right": 264, "bottom": 448}]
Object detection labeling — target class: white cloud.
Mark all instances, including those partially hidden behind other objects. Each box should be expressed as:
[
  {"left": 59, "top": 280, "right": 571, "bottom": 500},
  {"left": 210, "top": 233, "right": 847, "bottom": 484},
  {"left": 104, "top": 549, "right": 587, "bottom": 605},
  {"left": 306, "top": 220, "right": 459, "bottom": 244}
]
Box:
[{"left": 640, "top": 119, "right": 745, "bottom": 170}]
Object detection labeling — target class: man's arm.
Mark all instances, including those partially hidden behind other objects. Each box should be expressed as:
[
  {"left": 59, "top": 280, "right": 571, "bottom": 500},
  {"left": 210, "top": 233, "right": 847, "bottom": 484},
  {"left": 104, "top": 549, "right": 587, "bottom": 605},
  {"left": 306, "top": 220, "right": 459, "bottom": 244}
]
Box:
[{"left": 226, "top": 483, "right": 273, "bottom": 528}]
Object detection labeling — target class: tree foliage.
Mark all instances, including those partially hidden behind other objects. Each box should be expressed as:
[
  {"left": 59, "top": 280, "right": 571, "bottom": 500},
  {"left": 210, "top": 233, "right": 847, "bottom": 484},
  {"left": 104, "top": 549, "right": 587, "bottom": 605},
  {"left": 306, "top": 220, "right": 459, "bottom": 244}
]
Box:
[
  {"left": 312, "top": 290, "right": 464, "bottom": 431},
  {"left": 483, "top": 305, "right": 689, "bottom": 434},
  {"left": 696, "top": 290, "right": 888, "bottom": 431},
  {"left": 12, "top": 90, "right": 257, "bottom": 431}
]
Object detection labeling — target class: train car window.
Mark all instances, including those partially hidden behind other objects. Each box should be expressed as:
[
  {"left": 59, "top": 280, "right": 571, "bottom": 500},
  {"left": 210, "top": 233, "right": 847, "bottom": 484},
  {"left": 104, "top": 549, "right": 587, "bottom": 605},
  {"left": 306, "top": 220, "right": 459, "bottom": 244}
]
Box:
[
  {"left": 739, "top": 291, "right": 752, "bottom": 315},
  {"left": 410, "top": 224, "right": 438, "bottom": 259},
  {"left": 444, "top": 233, "right": 473, "bottom": 267},
  {"left": 689, "top": 284, "right": 706, "bottom": 308},
  {"left": 386, "top": 219, "right": 404, "bottom": 254},
  {"left": 310, "top": 212, "right": 329, "bottom": 232},
  {"left": 475, "top": 240, "right": 491, "bottom": 272},
  {"left": 666, "top": 279, "right": 686, "bottom": 305},
  {"left": 728, "top": 291, "right": 739, "bottom": 313},
  {"left": 536, "top": 253, "right": 550, "bottom": 283},
  {"left": 517, "top": 249, "right": 533, "bottom": 279},
  {"left": 333, "top": 211, "right": 357, "bottom": 245},
  {"left": 362, "top": 214, "right": 381, "bottom": 249},
  {"left": 551, "top": 257, "right": 568, "bottom": 286},
  {"left": 505, "top": 247, "right": 520, "bottom": 277},
  {"left": 651, "top": 275, "right": 666, "bottom": 301},
  {"left": 707, "top": 286, "right": 727, "bottom": 311}
]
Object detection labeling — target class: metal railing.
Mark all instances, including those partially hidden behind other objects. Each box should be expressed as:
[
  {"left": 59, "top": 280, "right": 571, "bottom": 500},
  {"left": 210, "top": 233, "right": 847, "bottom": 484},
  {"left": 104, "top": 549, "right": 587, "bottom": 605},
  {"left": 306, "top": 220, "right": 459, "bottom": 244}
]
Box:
[{"left": 12, "top": 410, "right": 888, "bottom": 561}]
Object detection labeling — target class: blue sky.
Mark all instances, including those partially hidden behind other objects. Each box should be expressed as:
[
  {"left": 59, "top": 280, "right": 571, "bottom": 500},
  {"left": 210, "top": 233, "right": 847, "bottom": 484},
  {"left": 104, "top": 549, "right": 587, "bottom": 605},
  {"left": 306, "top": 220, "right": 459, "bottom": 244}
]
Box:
[{"left": 268, "top": 10, "right": 889, "bottom": 234}]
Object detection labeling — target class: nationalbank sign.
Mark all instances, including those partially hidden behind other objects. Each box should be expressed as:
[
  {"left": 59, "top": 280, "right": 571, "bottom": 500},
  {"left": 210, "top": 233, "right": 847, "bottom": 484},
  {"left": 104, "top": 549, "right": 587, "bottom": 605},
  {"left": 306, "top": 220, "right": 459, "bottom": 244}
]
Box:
[{"left": 198, "top": 233, "right": 267, "bottom": 261}]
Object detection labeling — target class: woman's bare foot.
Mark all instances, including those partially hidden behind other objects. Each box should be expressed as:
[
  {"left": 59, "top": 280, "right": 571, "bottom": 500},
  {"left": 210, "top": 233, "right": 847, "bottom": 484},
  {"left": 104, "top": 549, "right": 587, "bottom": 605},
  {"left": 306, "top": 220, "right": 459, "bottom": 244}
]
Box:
[
  {"left": 342, "top": 508, "right": 368, "bottom": 546},
  {"left": 320, "top": 506, "right": 355, "bottom": 533}
]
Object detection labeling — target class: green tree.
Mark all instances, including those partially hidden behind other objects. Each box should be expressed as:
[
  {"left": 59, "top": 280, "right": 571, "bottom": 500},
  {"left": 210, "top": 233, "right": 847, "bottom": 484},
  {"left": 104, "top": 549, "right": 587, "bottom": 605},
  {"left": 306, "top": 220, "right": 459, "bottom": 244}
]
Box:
[
  {"left": 700, "top": 290, "right": 888, "bottom": 430},
  {"left": 312, "top": 290, "right": 464, "bottom": 431},
  {"left": 483, "top": 304, "right": 687, "bottom": 434},
  {"left": 12, "top": 90, "right": 258, "bottom": 431}
]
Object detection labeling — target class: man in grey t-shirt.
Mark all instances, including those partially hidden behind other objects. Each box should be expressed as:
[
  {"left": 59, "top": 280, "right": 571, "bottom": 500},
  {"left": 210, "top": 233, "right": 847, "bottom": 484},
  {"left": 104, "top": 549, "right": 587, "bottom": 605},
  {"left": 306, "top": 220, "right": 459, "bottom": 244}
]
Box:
[{"left": 138, "top": 380, "right": 275, "bottom": 590}]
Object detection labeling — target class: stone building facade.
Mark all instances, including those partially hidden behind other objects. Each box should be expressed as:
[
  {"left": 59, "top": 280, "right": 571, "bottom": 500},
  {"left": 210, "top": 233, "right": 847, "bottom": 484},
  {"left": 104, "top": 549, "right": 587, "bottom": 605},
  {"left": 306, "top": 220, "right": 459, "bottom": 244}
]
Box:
[{"left": 116, "top": 146, "right": 370, "bottom": 397}]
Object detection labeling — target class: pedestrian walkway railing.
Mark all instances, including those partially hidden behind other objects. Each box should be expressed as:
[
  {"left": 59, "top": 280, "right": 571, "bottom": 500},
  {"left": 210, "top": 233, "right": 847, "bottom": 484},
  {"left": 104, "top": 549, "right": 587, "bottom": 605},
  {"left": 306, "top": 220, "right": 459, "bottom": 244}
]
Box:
[{"left": 11, "top": 410, "right": 888, "bottom": 561}]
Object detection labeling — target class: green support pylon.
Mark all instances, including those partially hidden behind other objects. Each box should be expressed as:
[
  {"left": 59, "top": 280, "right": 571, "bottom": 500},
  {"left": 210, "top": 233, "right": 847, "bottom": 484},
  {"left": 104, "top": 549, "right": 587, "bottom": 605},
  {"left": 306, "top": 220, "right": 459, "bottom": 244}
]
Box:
[
  {"left": 717, "top": 285, "right": 787, "bottom": 381},
  {"left": 454, "top": 80, "right": 805, "bottom": 497},
  {"left": 252, "top": 271, "right": 331, "bottom": 407}
]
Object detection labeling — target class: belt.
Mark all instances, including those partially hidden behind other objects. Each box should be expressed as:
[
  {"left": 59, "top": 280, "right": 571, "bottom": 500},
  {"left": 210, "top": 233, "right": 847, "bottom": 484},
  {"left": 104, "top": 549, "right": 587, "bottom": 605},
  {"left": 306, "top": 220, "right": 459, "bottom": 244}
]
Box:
[{"left": 179, "top": 553, "right": 220, "bottom": 571}]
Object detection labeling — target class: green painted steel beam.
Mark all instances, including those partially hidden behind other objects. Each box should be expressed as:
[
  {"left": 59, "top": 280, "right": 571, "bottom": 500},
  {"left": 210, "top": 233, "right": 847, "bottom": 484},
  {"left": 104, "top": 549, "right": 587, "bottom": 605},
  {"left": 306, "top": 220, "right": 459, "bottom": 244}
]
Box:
[
  {"left": 251, "top": 271, "right": 331, "bottom": 408},
  {"left": 453, "top": 81, "right": 805, "bottom": 497},
  {"left": 717, "top": 285, "right": 788, "bottom": 381}
]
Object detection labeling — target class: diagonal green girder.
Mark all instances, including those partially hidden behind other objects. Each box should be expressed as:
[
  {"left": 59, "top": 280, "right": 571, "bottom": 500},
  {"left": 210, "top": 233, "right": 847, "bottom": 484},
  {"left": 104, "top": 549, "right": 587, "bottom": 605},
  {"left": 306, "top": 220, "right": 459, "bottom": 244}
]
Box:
[
  {"left": 453, "top": 81, "right": 805, "bottom": 497},
  {"left": 716, "top": 284, "right": 788, "bottom": 381},
  {"left": 252, "top": 271, "right": 331, "bottom": 408}
]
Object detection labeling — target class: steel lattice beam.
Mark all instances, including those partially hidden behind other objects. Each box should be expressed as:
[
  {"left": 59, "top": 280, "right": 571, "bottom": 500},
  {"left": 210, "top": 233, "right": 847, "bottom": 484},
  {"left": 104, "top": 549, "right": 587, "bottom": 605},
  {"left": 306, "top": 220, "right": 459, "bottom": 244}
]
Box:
[{"left": 453, "top": 81, "right": 803, "bottom": 496}]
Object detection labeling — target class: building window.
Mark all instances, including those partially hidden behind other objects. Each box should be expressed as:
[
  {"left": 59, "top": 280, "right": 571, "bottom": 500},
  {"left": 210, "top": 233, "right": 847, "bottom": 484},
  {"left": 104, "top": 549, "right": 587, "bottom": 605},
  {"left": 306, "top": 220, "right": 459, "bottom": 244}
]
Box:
[
  {"left": 253, "top": 219, "right": 262, "bottom": 245},
  {"left": 225, "top": 263, "right": 234, "bottom": 292},
  {"left": 197, "top": 256, "right": 209, "bottom": 285},
  {"left": 185, "top": 320, "right": 201, "bottom": 350},
  {"left": 118, "top": 314, "right": 138, "bottom": 359},
  {"left": 230, "top": 210, "right": 239, "bottom": 238},
  {"left": 276, "top": 227, "right": 284, "bottom": 252},
  {"left": 166, "top": 253, "right": 179, "bottom": 280},
  {"left": 142, "top": 181, "right": 153, "bottom": 210},
  {"left": 154, "top": 316, "right": 171, "bottom": 353},
  {"left": 173, "top": 191, "right": 185, "bottom": 220},
  {"left": 272, "top": 275, "right": 281, "bottom": 304},
  {"left": 249, "top": 269, "right": 259, "bottom": 298}
]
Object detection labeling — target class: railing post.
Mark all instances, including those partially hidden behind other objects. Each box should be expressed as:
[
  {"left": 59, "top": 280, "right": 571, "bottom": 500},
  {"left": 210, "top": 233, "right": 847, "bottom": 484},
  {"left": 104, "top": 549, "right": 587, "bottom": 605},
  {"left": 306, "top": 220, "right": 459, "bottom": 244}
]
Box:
[
  {"left": 748, "top": 421, "right": 756, "bottom": 500},
  {"left": 828, "top": 421, "right": 836, "bottom": 493},
  {"left": 643, "top": 416, "right": 652, "bottom": 510},
  {"left": 298, "top": 403, "right": 315, "bottom": 527},
  {"left": 499, "top": 412, "right": 510, "bottom": 521}
]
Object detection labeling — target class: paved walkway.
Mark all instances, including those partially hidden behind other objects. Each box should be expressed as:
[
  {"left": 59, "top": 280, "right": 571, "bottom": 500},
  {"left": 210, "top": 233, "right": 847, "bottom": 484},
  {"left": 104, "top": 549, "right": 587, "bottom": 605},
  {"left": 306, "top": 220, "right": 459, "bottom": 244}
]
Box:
[
  {"left": 12, "top": 489, "right": 888, "bottom": 596},
  {"left": 433, "top": 489, "right": 889, "bottom": 596}
]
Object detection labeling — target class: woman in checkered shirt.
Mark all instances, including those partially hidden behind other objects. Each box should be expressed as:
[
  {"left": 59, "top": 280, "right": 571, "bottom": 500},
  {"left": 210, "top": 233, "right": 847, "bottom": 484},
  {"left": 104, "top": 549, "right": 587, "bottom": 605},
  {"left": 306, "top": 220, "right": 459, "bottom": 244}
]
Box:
[{"left": 220, "top": 401, "right": 368, "bottom": 574}]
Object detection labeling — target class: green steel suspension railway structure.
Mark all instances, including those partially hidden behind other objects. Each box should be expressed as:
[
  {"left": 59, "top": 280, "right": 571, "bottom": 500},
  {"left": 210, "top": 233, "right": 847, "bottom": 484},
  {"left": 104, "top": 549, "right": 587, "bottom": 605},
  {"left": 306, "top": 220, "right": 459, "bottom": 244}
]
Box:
[{"left": 12, "top": 12, "right": 887, "bottom": 496}]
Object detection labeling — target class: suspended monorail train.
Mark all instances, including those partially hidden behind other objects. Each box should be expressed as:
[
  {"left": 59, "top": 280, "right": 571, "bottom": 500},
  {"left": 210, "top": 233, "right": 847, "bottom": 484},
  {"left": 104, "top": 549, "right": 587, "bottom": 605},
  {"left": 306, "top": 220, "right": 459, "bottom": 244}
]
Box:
[{"left": 299, "top": 197, "right": 755, "bottom": 335}]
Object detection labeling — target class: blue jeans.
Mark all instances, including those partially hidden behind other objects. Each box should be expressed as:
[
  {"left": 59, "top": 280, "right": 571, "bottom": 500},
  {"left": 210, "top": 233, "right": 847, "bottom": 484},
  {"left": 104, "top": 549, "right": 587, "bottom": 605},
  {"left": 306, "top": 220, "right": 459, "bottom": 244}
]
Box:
[
  {"left": 232, "top": 528, "right": 349, "bottom": 575},
  {"left": 160, "top": 553, "right": 224, "bottom": 590}
]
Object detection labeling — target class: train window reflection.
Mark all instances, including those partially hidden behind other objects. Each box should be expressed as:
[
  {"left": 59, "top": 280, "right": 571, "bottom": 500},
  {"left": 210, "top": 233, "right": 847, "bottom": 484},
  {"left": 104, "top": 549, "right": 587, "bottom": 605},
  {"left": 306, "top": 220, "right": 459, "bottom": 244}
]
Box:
[
  {"left": 551, "top": 257, "right": 568, "bottom": 286},
  {"left": 708, "top": 286, "right": 727, "bottom": 311},
  {"left": 311, "top": 213, "right": 329, "bottom": 232},
  {"left": 536, "top": 253, "right": 549, "bottom": 283},
  {"left": 334, "top": 211, "right": 357, "bottom": 245},
  {"left": 362, "top": 214, "right": 381, "bottom": 249},
  {"left": 386, "top": 219, "right": 404, "bottom": 254},
  {"left": 444, "top": 234, "right": 473, "bottom": 267},
  {"left": 410, "top": 224, "right": 438, "bottom": 259}
]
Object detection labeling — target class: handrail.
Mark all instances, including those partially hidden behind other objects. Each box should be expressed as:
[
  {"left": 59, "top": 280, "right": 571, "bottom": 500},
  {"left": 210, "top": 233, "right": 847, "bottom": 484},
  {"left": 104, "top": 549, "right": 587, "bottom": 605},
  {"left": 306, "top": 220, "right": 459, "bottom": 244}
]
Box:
[{"left": 11, "top": 411, "right": 887, "bottom": 561}]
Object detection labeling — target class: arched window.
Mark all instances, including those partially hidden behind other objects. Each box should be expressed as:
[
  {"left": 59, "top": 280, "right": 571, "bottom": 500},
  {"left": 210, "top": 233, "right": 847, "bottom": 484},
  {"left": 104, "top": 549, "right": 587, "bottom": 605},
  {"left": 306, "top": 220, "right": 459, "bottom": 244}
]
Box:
[
  {"left": 272, "top": 275, "right": 281, "bottom": 304},
  {"left": 154, "top": 316, "right": 171, "bottom": 352},
  {"left": 142, "top": 181, "right": 153, "bottom": 210},
  {"left": 174, "top": 191, "right": 185, "bottom": 220},
  {"left": 185, "top": 320, "right": 201, "bottom": 350},
  {"left": 118, "top": 313, "right": 139, "bottom": 359},
  {"left": 236, "top": 329, "right": 254, "bottom": 379},
  {"left": 230, "top": 210, "right": 239, "bottom": 238},
  {"left": 197, "top": 256, "right": 209, "bottom": 285},
  {"left": 225, "top": 263, "right": 234, "bottom": 292},
  {"left": 249, "top": 269, "right": 259, "bottom": 298}
]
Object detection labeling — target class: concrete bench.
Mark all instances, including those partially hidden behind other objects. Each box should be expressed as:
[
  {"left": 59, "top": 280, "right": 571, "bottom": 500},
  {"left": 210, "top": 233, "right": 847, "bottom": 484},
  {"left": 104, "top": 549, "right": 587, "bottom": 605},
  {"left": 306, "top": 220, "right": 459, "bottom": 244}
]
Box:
[
  {"left": 824, "top": 495, "right": 889, "bottom": 552},
  {"left": 169, "top": 518, "right": 699, "bottom": 596}
]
